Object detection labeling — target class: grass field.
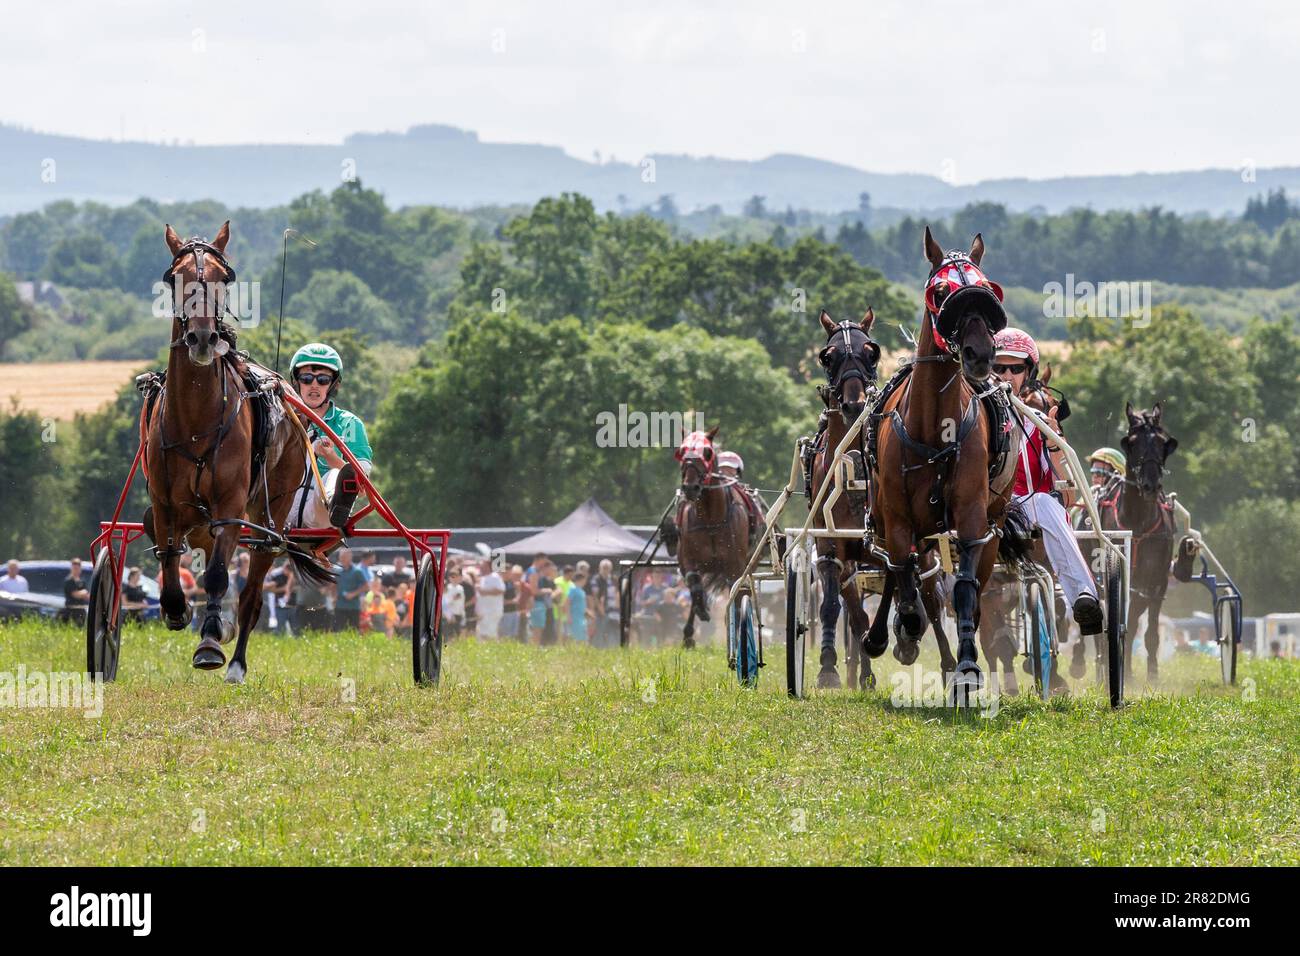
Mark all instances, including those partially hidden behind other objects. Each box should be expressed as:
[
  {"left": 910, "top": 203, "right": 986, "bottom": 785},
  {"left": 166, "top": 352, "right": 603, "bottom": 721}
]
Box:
[{"left": 0, "top": 620, "right": 1296, "bottom": 866}]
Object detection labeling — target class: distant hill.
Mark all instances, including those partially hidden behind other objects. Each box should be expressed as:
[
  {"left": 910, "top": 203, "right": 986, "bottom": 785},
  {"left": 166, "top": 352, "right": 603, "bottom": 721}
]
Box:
[{"left": 3, "top": 121, "right": 1299, "bottom": 217}]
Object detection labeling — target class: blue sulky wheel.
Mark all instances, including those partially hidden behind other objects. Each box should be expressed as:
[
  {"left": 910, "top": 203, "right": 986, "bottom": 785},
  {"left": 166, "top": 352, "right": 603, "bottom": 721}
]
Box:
[
  {"left": 411, "top": 553, "right": 443, "bottom": 686},
  {"left": 86, "top": 549, "right": 122, "bottom": 683},
  {"left": 1027, "top": 580, "right": 1054, "bottom": 701},
  {"left": 728, "top": 592, "right": 761, "bottom": 688}
]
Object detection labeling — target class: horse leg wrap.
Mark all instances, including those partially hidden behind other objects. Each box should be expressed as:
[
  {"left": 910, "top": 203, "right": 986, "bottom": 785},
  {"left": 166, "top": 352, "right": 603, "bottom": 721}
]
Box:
[
  {"left": 685, "top": 571, "right": 709, "bottom": 622},
  {"left": 952, "top": 539, "right": 983, "bottom": 671},
  {"left": 816, "top": 555, "right": 842, "bottom": 659},
  {"left": 894, "top": 553, "right": 924, "bottom": 639}
]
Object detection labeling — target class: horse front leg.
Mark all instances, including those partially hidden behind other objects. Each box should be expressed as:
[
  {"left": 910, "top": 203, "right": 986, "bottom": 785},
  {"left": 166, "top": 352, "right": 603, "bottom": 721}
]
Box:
[
  {"left": 840, "top": 576, "right": 874, "bottom": 689},
  {"left": 153, "top": 513, "right": 192, "bottom": 631},
  {"left": 1143, "top": 590, "right": 1166, "bottom": 685},
  {"left": 815, "top": 554, "right": 843, "bottom": 689},
  {"left": 227, "top": 549, "right": 274, "bottom": 684},
  {"left": 192, "top": 524, "right": 235, "bottom": 671}
]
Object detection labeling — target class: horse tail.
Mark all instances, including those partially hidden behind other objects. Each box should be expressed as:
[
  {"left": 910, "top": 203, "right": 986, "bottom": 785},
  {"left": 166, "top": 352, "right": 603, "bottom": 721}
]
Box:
[
  {"left": 286, "top": 543, "right": 337, "bottom": 588},
  {"left": 997, "top": 500, "right": 1035, "bottom": 564}
]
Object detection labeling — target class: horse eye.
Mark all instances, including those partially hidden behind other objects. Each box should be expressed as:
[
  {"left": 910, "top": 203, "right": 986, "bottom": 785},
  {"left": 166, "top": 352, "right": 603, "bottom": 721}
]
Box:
[{"left": 703, "top": 448, "right": 713, "bottom": 459}]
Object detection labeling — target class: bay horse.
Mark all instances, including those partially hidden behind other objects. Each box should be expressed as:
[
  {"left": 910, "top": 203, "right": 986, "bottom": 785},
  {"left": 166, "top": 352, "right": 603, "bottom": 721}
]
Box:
[
  {"left": 667, "top": 427, "right": 763, "bottom": 648},
  {"left": 870, "top": 228, "right": 1019, "bottom": 697},
  {"left": 809, "top": 307, "right": 950, "bottom": 689},
  {"left": 1098, "top": 402, "right": 1179, "bottom": 684},
  {"left": 143, "top": 222, "right": 334, "bottom": 683}
]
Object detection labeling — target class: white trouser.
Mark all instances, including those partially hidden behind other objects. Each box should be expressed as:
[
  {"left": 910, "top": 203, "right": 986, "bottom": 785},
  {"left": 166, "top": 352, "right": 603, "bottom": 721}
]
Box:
[
  {"left": 1021, "top": 492, "right": 1098, "bottom": 607},
  {"left": 288, "top": 460, "right": 372, "bottom": 529},
  {"left": 476, "top": 611, "right": 502, "bottom": 638}
]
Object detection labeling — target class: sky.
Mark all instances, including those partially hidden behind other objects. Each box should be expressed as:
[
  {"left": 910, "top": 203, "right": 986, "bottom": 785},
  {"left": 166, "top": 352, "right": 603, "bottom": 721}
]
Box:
[{"left": 2, "top": 0, "right": 1296, "bottom": 184}]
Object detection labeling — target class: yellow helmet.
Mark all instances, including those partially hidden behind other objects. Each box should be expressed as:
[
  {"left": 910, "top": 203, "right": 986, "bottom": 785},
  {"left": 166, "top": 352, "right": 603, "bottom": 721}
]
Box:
[{"left": 1089, "top": 447, "right": 1126, "bottom": 476}]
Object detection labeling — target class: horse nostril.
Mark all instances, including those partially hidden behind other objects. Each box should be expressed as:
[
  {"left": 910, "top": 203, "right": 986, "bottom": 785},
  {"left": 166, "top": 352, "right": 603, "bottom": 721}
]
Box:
[
  {"left": 207, "top": 332, "right": 219, "bottom": 347},
  {"left": 184, "top": 331, "right": 198, "bottom": 347}
]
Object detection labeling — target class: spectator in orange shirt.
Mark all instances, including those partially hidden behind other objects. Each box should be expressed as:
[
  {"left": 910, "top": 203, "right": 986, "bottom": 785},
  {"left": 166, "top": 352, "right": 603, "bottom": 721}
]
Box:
[{"left": 360, "top": 577, "right": 398, "bottom": 637}]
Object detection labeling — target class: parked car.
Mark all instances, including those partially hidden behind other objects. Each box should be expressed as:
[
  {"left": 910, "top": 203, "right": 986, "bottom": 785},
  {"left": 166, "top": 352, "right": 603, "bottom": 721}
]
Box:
[{"left": 13, "top": 559, "right": 160, "bottom": 623}]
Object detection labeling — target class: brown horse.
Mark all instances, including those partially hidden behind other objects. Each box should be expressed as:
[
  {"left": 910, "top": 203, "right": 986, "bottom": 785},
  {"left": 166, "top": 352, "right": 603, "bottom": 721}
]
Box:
[
  {"left": 669, "top": 427, "right": 762, "bottom": 647},
  {"left": 871, "top": 228, "right": 1019, "bottom": 695},
  {"left": 1098, "top": 402, "right": 1179, "bottom": 684},
  {"left": 808, "top": 307, "right": 950, "bottom": 688},
  {"left": 144, "top": 222, "right": 333, "bottom": 683}
]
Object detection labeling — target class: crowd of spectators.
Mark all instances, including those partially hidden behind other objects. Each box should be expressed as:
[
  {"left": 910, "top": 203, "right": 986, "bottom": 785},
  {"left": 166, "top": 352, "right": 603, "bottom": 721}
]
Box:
[{"left": 25, "top": 547, "right": 673, "bottom": 647}]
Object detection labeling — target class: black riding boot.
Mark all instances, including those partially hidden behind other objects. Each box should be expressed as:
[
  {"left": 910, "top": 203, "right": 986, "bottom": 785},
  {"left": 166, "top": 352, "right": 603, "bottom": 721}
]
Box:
[{"left": 329, "top": 463, "right": 360, "bottom": 531}]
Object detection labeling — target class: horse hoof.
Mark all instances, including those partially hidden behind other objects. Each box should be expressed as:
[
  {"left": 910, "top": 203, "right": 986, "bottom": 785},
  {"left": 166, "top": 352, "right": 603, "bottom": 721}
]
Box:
[
  {"left": 192, "top": 644, "right": 226, "bottom": 671},
  {"left": 682, "top": 635, "right": 696, "bottom": 650},
  {"left": 892, "top": 637, "right": 919, "bottom": 666},
  {"left": 816, "top": 666, "right": 842, "bottom": 690},
  {"left": 1068, "top": 655, "right": 1087, "bottom": 680},
  {"left": 219, "top": 617, "right": 236, "bottom": 645},
  {"left": 165, "top": 604, "right": 193, "bottom": 631},
  {"left": 860, "top": 670, "right": 876, "bottom": 691},
  {"left": 1146, "top": 664, "right": 1159, "bottom": 686},
  {"left": 948, "top": 667, "right": 983, "bottom": 707},
  {"left": 224, "top": 661, "right": 246, "bottom": 685}
]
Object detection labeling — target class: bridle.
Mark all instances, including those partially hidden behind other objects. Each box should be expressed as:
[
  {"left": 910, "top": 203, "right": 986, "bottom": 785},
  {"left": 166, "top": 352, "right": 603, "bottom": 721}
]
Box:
[
  {"left": 920, "top": 251, "right": 1006, "bottom": 363},
  {"left": 818, "top": 321, "right": 881, "bottom": 406},
  {"left": 1122, "top": 421, "right": 1174, "bottom": 495},
  {"left": 163, "top": 237, "right": 238, "bottom": 349}
]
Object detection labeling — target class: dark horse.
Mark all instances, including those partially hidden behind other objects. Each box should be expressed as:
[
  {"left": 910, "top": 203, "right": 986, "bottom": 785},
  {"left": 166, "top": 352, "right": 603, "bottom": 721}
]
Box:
[
  {"left": 144, "top": 222, "right": 333, "bottom": 682},
  {"left": 667, "top": 427, "right": 763, "bottom": 647},
  {"left": 809, "top": 308, "right": 879, "bottom": 689},
  {"left": 871, "top": 228, "right": 1019, "bottom": 696},
  {"left": 1097, "top": 402, "right": 1179, "bottom": 684}
]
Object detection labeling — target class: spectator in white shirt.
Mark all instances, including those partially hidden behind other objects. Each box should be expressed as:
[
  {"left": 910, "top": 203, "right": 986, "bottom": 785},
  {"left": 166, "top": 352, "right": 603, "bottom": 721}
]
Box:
[
  {"left": 3, "top": 559, "right": 29, "bottom": 594},
  {"left": 476, "top": 561, "right": 506, "bottom": 638}
]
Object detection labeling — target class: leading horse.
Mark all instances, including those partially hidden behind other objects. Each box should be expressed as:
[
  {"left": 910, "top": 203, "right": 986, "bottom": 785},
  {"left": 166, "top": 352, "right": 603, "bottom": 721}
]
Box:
[
  {"left": 871, "top": 228, "right": 1019, "bottom": 696},
  {"left": 143, "top": 222, "right": 333, "bottom": 682}
]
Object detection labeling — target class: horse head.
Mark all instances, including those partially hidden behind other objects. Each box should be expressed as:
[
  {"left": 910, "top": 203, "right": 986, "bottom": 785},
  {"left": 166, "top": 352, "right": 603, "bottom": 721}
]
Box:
[
  {"left": 163, "top": 221, "right": 235, "bottom": 368},
  {"left": 818, "top": 307, "right": 881, "bottom": 425},
  {"left": 1122, "top": 401, "right": 1178, "bottom": 497},
  {"left": 923, "top": 227, "right": 1006, "bottom": 381},
  {"left": 676, "top": 425, "right": 720, "bottom": 502}
]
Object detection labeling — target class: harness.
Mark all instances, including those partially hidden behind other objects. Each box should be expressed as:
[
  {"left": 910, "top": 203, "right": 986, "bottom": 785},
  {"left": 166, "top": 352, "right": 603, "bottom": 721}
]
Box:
[
  {"left": 137, "top": 358, "right": 281, "bottom": 560},
  {"left": 162, "top": 237, "right": 241, "bottom": 352}
]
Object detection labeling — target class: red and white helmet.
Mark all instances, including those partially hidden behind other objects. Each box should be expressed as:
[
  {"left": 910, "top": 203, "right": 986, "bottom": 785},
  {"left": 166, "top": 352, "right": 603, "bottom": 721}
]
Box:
[
  {"left": 717, "top": 451, "right": 744, "bottom": 475},
  {"left": 992, "top": 327, "right": 1040, "bottom": 375}
]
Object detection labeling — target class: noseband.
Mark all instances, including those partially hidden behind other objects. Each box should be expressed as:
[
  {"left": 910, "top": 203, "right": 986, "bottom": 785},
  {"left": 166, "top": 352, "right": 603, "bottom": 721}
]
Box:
[{"left": 163, "top": 238, "right": 239, "bottom": 346}]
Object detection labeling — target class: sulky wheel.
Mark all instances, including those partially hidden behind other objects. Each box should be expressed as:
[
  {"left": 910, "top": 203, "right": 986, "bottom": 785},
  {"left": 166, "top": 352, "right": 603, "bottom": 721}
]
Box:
[
  {"left": 412, "top": 552, "right": 443, "bottom": 686},
  {"left": 1105, "top": 550, "right": 1124, "bottom": 708},
  {"left": 733, "top": 592, "right": 760, "bottom": 688},
  {"left": 1218, "top": 599, "right": 1238, "bottom": 686},
  {"left": 1027, "top": 580, "right": 1053, "bottom": 702},
  {"left": 785, "top": 557, "right": 811, "bottom": 698},
  {"left": 86, "top": 548, "right": 122, "bottom": 682}
]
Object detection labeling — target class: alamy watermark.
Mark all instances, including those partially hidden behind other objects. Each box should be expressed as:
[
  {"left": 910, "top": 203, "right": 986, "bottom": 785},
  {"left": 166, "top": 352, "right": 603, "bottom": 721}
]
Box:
[
  {"left": 1042, "top": 274, "right": 1151, "bottom": 328},
  {"left": 595, "top": 405, "right": 705, "bottom": 448},
  {"left": 1, "top": 666, "right": 103, "bottom": 718},
  {"left": 151, "top": 279, "right": 262, "bottom": 328}
]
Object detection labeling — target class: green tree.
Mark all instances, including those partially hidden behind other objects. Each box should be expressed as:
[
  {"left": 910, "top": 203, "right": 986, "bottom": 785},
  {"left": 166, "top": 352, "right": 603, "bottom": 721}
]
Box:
[
  {"left": 285, "top": 269, "right": 402, "bottom": 339},
  {"left": 0, "top": 402, "right": 64, "bottom": 558},
  {"left": 43, "top": 234, "right": 122, "bottom": 289}
]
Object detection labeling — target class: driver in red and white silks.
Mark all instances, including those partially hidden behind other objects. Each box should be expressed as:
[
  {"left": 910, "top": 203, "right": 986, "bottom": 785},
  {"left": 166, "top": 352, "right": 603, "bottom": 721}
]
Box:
[{"left": 993, "top": 328, "right": 1103, "bottom": 636}]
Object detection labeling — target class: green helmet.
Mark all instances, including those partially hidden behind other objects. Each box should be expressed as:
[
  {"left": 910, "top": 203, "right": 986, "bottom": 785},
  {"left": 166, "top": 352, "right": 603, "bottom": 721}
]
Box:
[
  {"left": 290, "top": 343, "right": 342, "bottom": 376},
  {"left": 1089, "top": 447, "right": 1126, "bottom": 475}
]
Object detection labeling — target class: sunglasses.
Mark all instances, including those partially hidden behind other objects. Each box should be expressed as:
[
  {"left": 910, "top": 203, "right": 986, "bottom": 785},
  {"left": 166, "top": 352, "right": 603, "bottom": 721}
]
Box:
[
  {"left": 992, "top": 363, "right": 1028, "bottom": 375},
  {"left": 297, "top": 372, "right": 335, "bottom": 386}
]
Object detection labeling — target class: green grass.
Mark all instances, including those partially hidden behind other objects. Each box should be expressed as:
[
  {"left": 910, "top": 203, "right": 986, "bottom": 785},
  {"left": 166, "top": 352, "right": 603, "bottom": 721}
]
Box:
[{"left": 0, "top": 619, "right": 1296, "bottom": 865}]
